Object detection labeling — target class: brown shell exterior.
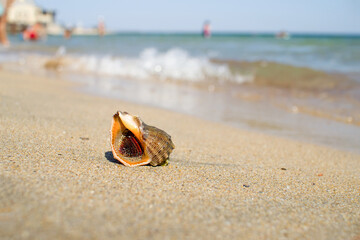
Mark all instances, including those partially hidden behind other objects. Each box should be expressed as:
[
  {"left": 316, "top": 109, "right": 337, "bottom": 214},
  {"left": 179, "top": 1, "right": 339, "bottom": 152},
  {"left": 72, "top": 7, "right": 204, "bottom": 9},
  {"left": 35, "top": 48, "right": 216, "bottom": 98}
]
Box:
[
  {"left": 142, "top": 124, "right": 175, "bottom": 166},
  {"left": 111, "top": 111, "right": 175, "bottom": 167}
]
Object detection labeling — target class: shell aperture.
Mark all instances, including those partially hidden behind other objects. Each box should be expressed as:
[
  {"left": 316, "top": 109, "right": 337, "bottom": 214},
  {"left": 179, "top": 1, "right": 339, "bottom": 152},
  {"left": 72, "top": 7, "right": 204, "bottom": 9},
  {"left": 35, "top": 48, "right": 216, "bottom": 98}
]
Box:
[{"left": 118, "top": 129, "right": 143, "bottom": 158}]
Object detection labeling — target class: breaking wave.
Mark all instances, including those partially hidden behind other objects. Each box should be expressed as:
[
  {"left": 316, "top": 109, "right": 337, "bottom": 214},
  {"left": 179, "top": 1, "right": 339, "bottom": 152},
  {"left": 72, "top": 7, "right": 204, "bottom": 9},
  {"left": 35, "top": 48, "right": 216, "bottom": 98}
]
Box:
[
  {"left": 1, "top": 47, "right": 252, "bottom": 84},
  {"left": 67, "top": 48, "right": 251, "bottom": 83}
]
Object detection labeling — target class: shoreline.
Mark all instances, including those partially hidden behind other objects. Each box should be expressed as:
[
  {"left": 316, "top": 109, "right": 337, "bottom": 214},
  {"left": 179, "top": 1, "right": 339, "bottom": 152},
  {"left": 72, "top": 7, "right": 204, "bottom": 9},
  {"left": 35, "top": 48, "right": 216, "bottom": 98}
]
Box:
[
  {"left": 1, "top": 70, "right": 360, "bottom": 239},
  {"left": 73, "top": 69, "right": 360, "bottom": 155},
  {"left": 2, "top": 49, "right": 360, "bottom": 154}
]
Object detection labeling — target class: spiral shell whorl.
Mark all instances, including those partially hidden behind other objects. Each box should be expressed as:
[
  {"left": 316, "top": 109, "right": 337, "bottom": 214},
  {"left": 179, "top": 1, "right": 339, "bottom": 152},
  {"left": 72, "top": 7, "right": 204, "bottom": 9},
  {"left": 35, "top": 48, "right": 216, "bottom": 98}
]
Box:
[{"left": 142, "top": 124, "right": 175, "bottom": 166}]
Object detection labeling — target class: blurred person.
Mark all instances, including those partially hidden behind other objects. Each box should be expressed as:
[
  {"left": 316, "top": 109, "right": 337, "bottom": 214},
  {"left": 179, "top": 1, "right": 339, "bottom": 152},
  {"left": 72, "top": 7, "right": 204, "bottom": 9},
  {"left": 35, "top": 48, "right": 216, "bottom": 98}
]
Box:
[
  {"left": 64, "top": 28, "right": 72, "bottom": 39},
  {"left": 0, "top": 0, "right": 14, "bottom": 46},
  {"left": 98, "top": 16, "right": 105, "bottom": 36},
  {"left": 23, "top": 23, "right": 46, "bottom": 41},
  {"left": 202, "top": 21, "right": 211, "bottom": 38}
]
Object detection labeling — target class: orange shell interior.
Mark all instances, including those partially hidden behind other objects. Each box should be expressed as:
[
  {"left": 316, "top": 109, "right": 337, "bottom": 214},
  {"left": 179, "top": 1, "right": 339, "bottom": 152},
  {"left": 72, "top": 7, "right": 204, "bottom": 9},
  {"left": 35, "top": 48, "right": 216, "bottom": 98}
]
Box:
[{"left": 110, "top": 112, "right": 151, "bottom": 167}]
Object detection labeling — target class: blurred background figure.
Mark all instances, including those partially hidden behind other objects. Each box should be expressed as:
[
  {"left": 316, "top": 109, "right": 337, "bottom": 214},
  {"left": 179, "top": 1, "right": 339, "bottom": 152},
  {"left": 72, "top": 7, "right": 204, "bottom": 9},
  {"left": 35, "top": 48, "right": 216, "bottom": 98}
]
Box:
[
  {"left": 97, "top": 15, "right": 105, "bottom": 36},
  {"left": 275, "top": 30, "right": 290, "bottom": 40},
  {"left": 202, "top": 20, "right": 211, "bottom": 38},
  {"left": 63, "top": 28, "right": 72, "bottom": 39},
  {"left": 22, "top": 22, "right": 46, "bottom": 41},
  {"left": 0, "top": 0, "right": 14, "bottom": 46}
]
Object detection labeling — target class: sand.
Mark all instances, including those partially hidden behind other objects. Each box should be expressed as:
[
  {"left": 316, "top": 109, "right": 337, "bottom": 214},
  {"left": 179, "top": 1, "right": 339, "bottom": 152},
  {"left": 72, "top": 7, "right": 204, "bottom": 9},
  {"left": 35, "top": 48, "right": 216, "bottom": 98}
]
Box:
[{"left": 0, "top": 70, "right": 359, "bottom": 240}]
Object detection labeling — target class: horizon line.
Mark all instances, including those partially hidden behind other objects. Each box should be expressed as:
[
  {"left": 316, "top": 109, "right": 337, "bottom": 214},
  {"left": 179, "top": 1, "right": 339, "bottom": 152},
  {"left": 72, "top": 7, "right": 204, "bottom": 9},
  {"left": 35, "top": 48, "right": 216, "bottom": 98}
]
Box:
[{"left": 106, "top": 30, "right": 360, "bottom": 36}]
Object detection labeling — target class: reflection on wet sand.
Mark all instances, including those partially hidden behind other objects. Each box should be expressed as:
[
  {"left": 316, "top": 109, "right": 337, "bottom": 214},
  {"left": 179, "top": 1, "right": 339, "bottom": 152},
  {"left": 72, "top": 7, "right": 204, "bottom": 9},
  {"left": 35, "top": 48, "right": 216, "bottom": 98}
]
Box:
[{"left": 76, "top": 61, "right": 360, "bottom": 153}]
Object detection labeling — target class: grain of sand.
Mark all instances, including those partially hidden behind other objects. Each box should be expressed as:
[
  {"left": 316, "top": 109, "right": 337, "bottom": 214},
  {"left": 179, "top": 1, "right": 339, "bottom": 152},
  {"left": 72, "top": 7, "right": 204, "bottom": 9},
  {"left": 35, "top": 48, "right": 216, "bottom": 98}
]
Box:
[{"left": 0, "top": 71, "right": 359, "bottom": 239}]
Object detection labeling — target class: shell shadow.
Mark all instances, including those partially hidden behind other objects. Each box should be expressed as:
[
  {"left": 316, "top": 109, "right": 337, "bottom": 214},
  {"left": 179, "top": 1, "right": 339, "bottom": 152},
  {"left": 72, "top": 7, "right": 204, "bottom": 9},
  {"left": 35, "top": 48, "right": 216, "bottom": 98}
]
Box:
[
  {"left": 104, "top": 151, "right": 170, "bottom": 167},
  {"left": 104, "top": 151, "right": 121, "bottom": 164}
]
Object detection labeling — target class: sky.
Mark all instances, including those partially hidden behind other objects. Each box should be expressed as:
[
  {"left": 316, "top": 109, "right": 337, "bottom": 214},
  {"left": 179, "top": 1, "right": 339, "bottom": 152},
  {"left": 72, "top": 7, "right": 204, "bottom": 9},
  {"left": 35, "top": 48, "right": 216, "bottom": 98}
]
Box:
[{"left": 36, "top": 0, "right": 360, "bottom": 33}]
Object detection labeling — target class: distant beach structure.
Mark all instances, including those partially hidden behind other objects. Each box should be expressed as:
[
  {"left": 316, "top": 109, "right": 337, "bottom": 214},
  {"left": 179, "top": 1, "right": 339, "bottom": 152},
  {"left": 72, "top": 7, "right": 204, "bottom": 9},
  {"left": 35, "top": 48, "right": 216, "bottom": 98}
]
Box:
[
  {"left": 6, "top": 0, "right": 60, "bottom": 34},
  {"left": 6, "top": 0, "right": 106, "bottom": 37},
  {"left": 202, "top": 21, "right": 211, "bottom": 38}
]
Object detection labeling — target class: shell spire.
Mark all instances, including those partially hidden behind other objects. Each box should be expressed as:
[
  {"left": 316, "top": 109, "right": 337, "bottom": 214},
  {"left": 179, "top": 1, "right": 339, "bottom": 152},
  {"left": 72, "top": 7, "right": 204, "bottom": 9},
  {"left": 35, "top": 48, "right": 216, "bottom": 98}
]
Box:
[{"left": 110, "top": 111, "right": 175, "bottom": 167}]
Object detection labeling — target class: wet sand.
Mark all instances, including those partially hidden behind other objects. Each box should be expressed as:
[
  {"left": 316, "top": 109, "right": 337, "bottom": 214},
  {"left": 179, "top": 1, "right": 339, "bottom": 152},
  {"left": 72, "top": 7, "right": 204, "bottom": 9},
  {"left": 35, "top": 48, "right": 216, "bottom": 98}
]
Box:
[
  {"left": 214, "top": 60, "right": 360, "bottom": 126},
  {"left": 0, "top": 70, "right": 359, "bottom": 239}
]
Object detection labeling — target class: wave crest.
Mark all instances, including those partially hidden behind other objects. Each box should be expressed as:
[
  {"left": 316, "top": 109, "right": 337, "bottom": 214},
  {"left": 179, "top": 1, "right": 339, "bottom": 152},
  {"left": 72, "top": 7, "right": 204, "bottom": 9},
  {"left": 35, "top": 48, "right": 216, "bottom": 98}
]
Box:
[{"left": 67, "top": 48, "right": 251, "bottom": 83}]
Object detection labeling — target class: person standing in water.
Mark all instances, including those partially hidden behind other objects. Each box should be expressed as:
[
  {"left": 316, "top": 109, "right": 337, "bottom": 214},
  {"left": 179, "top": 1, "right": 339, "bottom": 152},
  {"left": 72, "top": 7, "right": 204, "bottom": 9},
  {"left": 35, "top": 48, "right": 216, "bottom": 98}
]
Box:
[
  {"left": 98, "top": 15, "right": 106, "bottom": 37},
  {"left": 0, "top": 0, "right": 14, "bottom": 46},
  {"left": 202, "top": 21, "right": 211, "bottom": 38}
]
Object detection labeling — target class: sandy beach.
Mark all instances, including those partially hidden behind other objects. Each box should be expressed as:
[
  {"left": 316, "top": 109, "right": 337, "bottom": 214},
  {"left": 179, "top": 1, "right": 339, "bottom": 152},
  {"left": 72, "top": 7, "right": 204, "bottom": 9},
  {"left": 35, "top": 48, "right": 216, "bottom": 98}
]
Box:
[{"left": 0, "top": 70, "right": 359, "bottom": 239}]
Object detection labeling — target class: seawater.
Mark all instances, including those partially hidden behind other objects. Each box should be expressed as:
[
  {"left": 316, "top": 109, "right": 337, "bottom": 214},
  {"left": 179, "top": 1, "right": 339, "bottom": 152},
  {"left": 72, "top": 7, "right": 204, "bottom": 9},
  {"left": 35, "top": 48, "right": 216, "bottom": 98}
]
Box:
[
  {"left": 5, "top": 33, "right": 360, "bottom": 76},
  {"left": 1, "top": 33, "right": 360, "bottom": 153}
]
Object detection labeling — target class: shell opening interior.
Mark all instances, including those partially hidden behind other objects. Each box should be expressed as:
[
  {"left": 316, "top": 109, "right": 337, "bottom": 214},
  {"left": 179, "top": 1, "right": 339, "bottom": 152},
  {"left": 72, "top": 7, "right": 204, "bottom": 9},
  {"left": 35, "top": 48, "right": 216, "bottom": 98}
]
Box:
[{"left": 118, "top": 129, "right": 143, "bottom": 158}]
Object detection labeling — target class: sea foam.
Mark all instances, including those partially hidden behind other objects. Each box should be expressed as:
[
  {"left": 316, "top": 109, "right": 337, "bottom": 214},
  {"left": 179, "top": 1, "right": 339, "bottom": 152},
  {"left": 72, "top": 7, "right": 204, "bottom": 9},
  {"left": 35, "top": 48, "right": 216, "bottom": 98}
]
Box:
[
  {"left": 0, "top": 47, "right": 251, "bottom": 84},
  {"left": 67, "top": 48, "right": 250, "bottom": 83}
]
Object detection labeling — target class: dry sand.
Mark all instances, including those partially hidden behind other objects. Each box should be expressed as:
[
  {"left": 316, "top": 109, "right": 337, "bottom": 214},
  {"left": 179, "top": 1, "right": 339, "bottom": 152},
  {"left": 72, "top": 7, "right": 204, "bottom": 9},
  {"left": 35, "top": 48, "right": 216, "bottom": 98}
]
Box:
[{"left": 0, "top": 70, "right": 359, "bottom": 240}]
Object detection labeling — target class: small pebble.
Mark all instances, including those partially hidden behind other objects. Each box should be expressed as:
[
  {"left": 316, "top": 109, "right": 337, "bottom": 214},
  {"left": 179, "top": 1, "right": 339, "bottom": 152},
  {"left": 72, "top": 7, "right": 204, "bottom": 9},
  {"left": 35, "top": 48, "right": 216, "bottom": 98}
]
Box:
[
  {"left": 243, "top": 184, "right": 250, "bottom": 188},
  {"left": 281, "top": 168, "right": 287, "bottom": 170},
  {"left": 291, "top": 106, "right": 299, "bottom": 113},
  {"left": 80, "top": 137, "right": 89, "bottom": 141}
]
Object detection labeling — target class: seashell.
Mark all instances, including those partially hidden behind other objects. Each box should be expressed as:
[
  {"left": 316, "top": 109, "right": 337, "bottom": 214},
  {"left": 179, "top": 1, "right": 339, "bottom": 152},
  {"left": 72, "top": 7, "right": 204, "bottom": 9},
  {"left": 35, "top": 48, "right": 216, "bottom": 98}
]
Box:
[{"left": 110, "top": 111, "right": 175, "bottom": 167}]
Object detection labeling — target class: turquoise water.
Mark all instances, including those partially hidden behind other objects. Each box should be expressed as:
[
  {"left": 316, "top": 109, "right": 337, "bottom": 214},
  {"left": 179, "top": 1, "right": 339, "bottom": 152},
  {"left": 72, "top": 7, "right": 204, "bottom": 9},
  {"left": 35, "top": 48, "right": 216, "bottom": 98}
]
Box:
[{"left": 5, "top": 33, "right": 360, "bottom": 76}]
